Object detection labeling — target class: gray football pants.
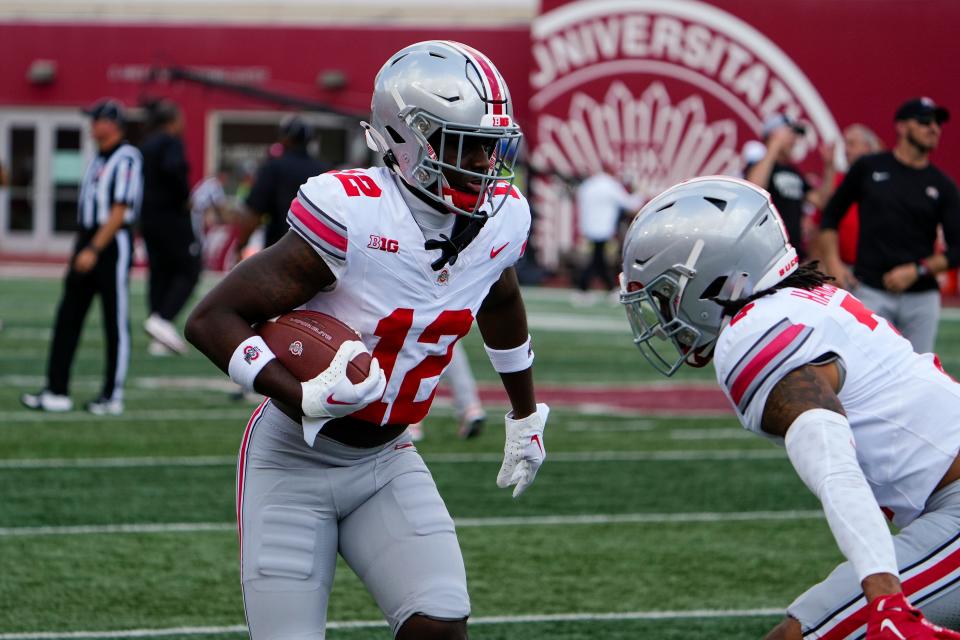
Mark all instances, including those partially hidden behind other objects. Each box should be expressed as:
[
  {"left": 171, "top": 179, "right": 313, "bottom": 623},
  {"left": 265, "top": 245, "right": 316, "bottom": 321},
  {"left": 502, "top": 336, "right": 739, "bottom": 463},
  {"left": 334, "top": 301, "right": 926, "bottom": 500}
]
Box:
[
  {"left": 237, "top": 401, "right": 470, "bottom": 639},
  {"left": 788, "top": 480, "right": 960, "bottom": 638},
  {"left": 854, "top": 284, "right": 940, "bottom": 354}
]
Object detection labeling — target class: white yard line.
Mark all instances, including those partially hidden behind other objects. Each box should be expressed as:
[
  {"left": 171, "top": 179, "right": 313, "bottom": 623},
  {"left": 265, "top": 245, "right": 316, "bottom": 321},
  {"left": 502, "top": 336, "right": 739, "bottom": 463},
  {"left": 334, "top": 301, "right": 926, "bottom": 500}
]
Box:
[
  {"left": 0, "top": 449, "right": 784, "bottom": 469},
  {"left": 0, "top": 456, "right": 238, "bottom": 469},
  {"left": 2, "top": 410, "right": 252, "bottom": 423},
  {"left": 526, "top": 312, "right": 628, "bottom": 333},
  {"left": 453, "top": 510, "right": 821, "bottom": 527},
  {"left": 0, "top": 522, "right": 235, "bottom": 536},
  {"left": 0, "top": 510, "right": 821, "bottom": 538},
  {"left": 565, "top": 420, "right": 655, "bottom": 432},
  {"left": 427, "top": 450, "right": 784, "bottom": 462},
  {"left": 669, "top": 428, "right": 753, "bottom": 440},
  {"left": 0, "top": 607, "right": 786, "bottom": 639}
]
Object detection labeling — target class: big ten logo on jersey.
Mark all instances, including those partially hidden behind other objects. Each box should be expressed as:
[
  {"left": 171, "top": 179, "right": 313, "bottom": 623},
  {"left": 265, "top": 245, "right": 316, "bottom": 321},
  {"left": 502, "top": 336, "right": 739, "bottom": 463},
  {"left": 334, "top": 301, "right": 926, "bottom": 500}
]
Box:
[
  {"left": 330, "top": 169, "right": 382, "bottom": 198},
  {"left": 367, "top": 235, "right": 400, "bottom": 253},
  {"left": 354, "top": 308, "right": 474, "bottom": 425}
]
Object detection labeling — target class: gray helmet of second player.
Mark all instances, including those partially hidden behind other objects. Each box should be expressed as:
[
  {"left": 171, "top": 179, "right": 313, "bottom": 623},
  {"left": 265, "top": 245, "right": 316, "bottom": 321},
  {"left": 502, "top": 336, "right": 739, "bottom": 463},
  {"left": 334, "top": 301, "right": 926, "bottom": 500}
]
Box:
[{"left": 619, "top": 175, "right": 799, "bottom": 376}]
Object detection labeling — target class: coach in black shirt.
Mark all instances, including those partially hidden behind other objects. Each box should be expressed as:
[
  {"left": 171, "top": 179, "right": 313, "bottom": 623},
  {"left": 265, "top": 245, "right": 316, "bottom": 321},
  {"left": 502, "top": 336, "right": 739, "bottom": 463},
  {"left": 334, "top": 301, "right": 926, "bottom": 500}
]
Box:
[
  {"left": 820, "top": 97, "right": 960, "bottom": 354},
  {"left": 746, "top": 113, "right": 836, "bottom": 259},
  {"left": 240, "top": 115, "right": 329, "bottom": 250},
  {"left": 22, "top": 99, "right": 142, "bottom": 415}
]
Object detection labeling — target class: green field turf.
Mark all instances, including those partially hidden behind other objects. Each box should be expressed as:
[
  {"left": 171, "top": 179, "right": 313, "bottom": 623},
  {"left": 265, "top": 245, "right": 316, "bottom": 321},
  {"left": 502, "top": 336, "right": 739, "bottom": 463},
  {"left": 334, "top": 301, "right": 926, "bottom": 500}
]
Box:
[{"left": 3, "top": 273, "right": 959, "bottom": 639}]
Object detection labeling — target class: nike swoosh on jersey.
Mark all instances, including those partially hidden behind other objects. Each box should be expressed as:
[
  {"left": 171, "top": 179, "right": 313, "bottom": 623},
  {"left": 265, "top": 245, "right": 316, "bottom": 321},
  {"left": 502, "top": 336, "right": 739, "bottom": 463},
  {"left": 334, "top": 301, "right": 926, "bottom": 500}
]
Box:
[
  {"left": 490, "top": 242, "right": 509, "bottom": 259},
  {"left": 873, "top": 171, "right": 890, "bottom": 181},
  {"left": 880, "top": 618, "right": 907, "bottom": 640}
]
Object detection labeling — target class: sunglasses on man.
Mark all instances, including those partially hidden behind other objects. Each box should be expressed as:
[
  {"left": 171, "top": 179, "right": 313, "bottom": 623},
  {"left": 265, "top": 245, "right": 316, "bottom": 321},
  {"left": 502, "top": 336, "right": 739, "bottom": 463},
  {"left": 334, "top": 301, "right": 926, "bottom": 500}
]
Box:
[{"left": 913, "top": 114, "right": 944, "bottom": 126}]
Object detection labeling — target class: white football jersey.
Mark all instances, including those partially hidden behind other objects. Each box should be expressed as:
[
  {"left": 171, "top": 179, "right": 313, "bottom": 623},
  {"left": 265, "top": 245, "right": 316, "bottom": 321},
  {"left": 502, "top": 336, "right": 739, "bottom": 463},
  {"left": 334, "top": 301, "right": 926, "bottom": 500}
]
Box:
[
  {"left": 287, "top": 166, "right": 530, "bottom": 427},
  {"left": 714, "top": 284, "right": 960, "bottom": 527}
]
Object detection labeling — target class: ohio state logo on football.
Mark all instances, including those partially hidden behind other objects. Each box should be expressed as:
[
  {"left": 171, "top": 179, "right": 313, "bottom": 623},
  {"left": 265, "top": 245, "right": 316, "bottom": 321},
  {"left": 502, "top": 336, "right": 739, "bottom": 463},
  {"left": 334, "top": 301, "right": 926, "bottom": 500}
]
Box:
[
  {"left": 288, "top": 340, "right": 304, "bottom": 357},
  {"left": 528, "top": 0, "right": 840, "bottom": 270},
  {"left": 368, "top": 235, "right": 400, "bottom": 253}
]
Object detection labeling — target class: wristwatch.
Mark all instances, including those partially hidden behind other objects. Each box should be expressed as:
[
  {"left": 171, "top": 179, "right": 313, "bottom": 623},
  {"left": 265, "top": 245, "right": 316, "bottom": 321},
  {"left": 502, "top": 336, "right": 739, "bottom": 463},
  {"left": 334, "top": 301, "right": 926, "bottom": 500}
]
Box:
[{"left": 916, "top": 259, "right": 931, "bottom": 278}]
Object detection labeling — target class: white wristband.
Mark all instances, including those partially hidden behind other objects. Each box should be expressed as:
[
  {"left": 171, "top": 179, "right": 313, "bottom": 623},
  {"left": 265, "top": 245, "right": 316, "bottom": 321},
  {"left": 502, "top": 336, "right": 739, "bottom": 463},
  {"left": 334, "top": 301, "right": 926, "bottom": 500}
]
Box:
[
  {"left": 228, "top": 336, "right": 277, "bottom": 392},
  {"left": 484, "top": 335, "right": 534, "bottom": 373}
]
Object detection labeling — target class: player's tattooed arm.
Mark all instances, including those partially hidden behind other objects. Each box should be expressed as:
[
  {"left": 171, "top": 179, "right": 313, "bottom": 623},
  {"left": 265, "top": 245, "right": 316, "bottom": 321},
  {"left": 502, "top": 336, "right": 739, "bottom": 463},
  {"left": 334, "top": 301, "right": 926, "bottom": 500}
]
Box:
[
  {"left": 186, "top": 231, "right": 335, "bottom": 373},
  {"left": 760, "top": 362, "right": 845, "bottom": 438}
]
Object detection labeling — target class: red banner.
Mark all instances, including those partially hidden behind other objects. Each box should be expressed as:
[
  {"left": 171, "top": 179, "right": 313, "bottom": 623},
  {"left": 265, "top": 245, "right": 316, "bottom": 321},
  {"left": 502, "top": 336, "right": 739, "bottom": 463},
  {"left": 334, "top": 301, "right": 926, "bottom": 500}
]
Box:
[{"left": 529, "top": 0, "right": 960, "bottom": 270}]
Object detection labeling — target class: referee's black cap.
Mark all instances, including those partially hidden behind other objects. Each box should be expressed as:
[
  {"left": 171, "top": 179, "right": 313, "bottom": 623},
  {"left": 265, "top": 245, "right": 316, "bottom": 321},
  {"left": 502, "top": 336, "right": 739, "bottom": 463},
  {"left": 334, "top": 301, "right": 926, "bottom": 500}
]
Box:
[{"left": 84, "top": 99, "right": 127, "bottom": 126}]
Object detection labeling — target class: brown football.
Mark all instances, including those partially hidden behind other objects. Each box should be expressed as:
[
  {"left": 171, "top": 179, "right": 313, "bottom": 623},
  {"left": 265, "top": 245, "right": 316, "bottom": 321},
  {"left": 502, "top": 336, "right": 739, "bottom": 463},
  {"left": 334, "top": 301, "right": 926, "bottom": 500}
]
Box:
[{"left": 257, "top": 310, "right": 371, "bottom": 383}]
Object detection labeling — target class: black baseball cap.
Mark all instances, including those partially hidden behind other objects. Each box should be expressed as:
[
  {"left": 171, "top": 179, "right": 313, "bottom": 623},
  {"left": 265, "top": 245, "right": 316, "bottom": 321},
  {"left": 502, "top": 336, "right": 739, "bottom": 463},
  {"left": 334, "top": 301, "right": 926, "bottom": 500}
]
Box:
[
  {"left": 894, "top": 97, "right": 949, "bottom": 124},
  {"left": 83, "top": 99, "right": 126, "bottom": 125}
]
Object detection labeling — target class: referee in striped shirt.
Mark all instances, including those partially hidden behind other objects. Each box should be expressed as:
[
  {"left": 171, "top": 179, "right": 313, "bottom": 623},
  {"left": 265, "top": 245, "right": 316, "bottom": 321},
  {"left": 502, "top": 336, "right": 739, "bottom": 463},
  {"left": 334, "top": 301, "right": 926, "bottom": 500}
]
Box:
[{"left": 22, "top": 99, "right": 143, "bottom": 415}]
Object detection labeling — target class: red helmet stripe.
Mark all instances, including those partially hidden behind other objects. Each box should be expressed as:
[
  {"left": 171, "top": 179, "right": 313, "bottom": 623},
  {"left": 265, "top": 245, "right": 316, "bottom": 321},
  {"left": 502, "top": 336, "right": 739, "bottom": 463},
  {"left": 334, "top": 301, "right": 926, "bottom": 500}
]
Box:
[{"left": 446, "top": 41, "right": 505, "bottom": 116}]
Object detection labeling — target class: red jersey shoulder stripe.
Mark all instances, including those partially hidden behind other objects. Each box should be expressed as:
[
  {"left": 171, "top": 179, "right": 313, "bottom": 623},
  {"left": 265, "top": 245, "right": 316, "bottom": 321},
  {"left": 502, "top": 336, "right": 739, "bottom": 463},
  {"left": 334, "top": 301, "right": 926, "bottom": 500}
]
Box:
[
  {"left": 724, "top": 319, "right": 813, "bottom": 412},
  {"left": 288, "top": 196, "right": 348, "bottom": 259}
]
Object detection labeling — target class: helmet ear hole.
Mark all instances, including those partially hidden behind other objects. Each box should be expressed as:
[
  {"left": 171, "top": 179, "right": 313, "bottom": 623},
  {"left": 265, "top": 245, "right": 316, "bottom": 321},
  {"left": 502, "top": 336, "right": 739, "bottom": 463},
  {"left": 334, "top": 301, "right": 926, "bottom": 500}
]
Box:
[
  {"left": 699, "top": 275, "right": 727, "bottom": 300},
  {"left": 385, "top": 126, "right": 406, "bottom": 144}
]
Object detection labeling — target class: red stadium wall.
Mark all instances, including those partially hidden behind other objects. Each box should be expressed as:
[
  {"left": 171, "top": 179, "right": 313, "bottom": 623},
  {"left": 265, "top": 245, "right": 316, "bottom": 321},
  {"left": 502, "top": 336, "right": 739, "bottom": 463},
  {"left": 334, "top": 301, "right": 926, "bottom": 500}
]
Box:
[
  {"left": 529, "top": 0, "right": 960, "bottom": 271},
  {"left": 1, "top": 2, "right": 957, "bottom": 266},
  {"left": 0, "top": 22, "right": 530, "bottom": 186},
  {"left": 534, "top": 0, "right": 960, "bottom": 175}
]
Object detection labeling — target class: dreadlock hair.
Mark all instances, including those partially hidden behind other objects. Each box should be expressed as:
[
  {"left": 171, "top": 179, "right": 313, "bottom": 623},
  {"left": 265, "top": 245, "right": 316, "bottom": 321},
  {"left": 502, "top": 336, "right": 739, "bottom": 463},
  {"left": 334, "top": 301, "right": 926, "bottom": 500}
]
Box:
[{"left": 713, "top": 261, "right": 835, "bottom": 316}]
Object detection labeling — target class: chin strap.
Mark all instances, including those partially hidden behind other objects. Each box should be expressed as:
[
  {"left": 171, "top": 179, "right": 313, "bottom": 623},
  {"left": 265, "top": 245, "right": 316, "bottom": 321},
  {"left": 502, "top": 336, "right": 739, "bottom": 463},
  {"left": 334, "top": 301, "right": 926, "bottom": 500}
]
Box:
[{"left": 424, "top": 214, "right": 487, "bottom": 271}]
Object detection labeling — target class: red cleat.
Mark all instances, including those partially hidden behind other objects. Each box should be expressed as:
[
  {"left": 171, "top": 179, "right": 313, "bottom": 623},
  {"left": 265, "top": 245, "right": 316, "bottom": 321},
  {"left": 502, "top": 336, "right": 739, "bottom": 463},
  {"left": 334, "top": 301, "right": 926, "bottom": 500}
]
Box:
[{"left": 866, "top": 593, "right": 960, "bottom": 639}]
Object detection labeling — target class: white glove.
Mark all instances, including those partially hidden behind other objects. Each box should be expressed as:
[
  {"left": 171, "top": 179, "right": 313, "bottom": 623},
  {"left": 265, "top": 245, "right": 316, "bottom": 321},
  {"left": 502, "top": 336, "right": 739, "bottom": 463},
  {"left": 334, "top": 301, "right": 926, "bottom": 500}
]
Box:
[
  {"left": 301, "top": 341, "right": 386, "bottom": 419},
  {"left": 497, "top": 403, "right": 549, "bottom": 498}
]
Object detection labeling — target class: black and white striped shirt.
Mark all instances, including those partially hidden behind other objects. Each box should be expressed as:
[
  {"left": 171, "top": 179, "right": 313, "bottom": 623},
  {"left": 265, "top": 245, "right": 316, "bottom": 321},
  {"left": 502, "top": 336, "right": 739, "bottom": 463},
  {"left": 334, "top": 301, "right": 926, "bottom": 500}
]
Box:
[{"left": 78, "top": 142, "right": 143, "bottom": 230}]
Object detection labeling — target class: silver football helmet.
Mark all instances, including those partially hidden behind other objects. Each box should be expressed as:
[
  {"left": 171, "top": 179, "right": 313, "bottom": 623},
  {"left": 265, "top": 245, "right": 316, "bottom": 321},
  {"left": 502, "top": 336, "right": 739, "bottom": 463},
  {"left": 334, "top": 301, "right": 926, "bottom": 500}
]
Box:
[
  {"left": 362, "top": 40, "right": 522, "bottom": 218},
  {"left": 619, "top": 176, "right": 799, "bottom": 376}
]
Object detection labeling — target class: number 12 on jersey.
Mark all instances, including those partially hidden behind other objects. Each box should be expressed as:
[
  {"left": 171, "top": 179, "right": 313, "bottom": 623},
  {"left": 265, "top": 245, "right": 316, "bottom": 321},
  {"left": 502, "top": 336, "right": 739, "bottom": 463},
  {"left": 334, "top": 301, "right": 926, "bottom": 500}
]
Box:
[{"left": 353, "top": 308, "right": 474, "bottom": 425}]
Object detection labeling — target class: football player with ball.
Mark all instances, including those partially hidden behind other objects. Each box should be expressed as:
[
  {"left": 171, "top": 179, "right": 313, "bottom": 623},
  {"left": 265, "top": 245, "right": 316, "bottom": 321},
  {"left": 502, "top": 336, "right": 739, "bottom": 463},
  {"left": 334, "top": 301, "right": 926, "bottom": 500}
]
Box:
[
  {"left": 186, "top": 41, "right": 547, "bottom": 640},
  {"left": 619, "top": 176, "right": 960, "bottom": 639}
]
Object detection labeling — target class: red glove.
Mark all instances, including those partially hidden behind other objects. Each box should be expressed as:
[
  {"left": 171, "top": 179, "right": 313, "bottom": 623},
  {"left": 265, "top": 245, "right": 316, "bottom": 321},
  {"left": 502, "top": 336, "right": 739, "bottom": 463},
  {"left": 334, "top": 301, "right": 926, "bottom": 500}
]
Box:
[{"left": 866, "top": 593, "right": 960, "bottom": 639}]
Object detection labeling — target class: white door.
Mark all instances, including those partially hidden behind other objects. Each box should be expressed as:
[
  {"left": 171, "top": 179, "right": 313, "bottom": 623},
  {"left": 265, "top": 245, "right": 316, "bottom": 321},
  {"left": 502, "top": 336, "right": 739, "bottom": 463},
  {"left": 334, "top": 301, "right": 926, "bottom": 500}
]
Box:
[{"left": 0, "top": 110, "right": 95, "bottom": 255}]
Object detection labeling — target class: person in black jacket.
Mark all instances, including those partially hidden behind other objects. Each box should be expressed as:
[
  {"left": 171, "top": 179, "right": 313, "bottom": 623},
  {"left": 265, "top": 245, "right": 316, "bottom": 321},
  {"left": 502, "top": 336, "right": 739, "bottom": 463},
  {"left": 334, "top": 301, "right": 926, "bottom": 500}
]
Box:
[
  {"left": 139, "top": 99, "right": 197, "bottom": 355},
  {"left": 239, "top": 115, "right": 329, "bottom": 251},
  {"left": 819, "top": 97, "right": 960, "bottom": 354}
]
